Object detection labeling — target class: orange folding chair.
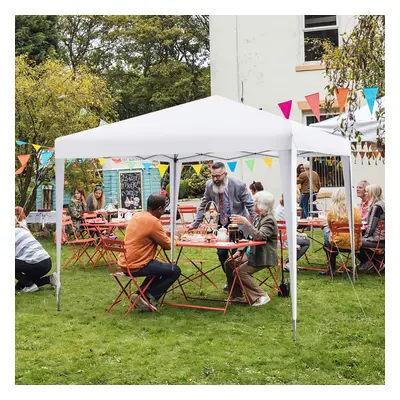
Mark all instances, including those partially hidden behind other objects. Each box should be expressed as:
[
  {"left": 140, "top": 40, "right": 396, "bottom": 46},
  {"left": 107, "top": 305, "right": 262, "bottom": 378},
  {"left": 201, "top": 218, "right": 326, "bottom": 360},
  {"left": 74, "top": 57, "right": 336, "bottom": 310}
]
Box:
[
  {"left": 324, "top": 222, "right": 363, "bottom": 278},
  {"left": 360, "top": 220, "right": 385, "bottom": 277},
  {"left": 177, "top": 205, "right": 198, "bottom": 229},
  {"left": 103, "top": 238, "right": 156, "bottom": 317},
  {"left": 60, "top": 216, "right": 96, "bottom": 269}
]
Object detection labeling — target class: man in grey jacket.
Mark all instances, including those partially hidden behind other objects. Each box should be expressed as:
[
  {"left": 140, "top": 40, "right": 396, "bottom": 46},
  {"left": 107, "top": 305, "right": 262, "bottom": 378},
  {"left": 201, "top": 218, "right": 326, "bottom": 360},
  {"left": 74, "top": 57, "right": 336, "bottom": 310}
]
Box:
[{"left": 187, "top": 162, "right": 257, "bottom": 290}]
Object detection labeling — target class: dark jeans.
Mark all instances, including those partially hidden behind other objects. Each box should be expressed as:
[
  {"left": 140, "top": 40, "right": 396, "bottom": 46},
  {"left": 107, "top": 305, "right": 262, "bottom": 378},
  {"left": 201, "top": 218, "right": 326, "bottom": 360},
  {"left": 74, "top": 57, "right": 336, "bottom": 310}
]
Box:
[
  {"left": 217, "top": 248, "right": 237, "bottom": 274},
  {"left": 323, "top": 242, "right": 338, "bottom": 273},
  {"left": 300, "top": 193, "right": 318, "bottom": 218},
  {"left": 296, "top": 236, "right": 310, "bottom": 261},
  {"left": 15, "top": 258, "right": 52, "bottom": 289},
  {"left": 133, "top": 259, "right": 181, "bottom": 301},
  {"left": 358, "top": 238, "right": 385, "bottom": 263}
]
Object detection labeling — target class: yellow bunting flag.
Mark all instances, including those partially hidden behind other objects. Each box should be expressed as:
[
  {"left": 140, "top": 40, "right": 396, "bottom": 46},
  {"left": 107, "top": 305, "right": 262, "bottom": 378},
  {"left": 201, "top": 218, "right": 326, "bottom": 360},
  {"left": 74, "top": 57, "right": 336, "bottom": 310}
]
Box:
[
  {"left": 263, "top": 158, "right": 273, "bottom": 168},
  {"left": 158, "top": 164, "right": 169, "bottom": 178},
  {"left": 32, "top": 144, "right": 41, "bottom": 152},
  {"left": 192, "top": 164, "right": 202, "bottom": 176},
  {"left": 98, "top": 158, "right": 105, "bottom": 166}
]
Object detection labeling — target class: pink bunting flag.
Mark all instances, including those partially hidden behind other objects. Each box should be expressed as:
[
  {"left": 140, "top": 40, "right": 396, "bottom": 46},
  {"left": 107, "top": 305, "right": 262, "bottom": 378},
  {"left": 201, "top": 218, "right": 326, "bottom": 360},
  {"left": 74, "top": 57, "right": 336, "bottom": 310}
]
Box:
[
  {"left": 278, "top": 100, "right": 292, "bottom": 119},
  {"left": 16, "top": 154, "right": 30, "bottom": 174},
  {"left": 305, "top": 93, "right": 320, "bottom": 122}
]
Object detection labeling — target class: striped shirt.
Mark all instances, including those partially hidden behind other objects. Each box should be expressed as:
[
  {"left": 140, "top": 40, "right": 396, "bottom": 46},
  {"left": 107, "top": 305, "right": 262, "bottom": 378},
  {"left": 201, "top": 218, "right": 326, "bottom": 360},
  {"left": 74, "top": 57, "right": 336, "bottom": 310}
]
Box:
[{"left": 15, "top": 227, "right": 50, "bottom": 264}]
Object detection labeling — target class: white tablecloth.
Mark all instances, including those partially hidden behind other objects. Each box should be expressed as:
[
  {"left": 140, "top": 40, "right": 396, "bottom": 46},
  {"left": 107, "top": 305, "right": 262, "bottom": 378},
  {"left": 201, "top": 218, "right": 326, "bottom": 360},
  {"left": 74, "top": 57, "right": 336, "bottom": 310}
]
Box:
[{"left": 26, "top": 211, "right": 57, "bottom": 226}]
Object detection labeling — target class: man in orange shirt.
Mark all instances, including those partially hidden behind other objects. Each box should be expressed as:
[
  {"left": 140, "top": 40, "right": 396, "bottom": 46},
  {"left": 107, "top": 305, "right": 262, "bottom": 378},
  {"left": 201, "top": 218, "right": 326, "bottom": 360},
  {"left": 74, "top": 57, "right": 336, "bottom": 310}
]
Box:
[{"left": 118, "top": 194, "right": 181, "bottom": 311}]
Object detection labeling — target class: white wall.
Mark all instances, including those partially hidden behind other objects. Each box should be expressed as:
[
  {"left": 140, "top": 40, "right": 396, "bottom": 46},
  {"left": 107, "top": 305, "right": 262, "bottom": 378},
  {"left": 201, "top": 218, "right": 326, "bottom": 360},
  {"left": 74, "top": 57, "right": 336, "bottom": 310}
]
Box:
[{"left": 210, "top": 15, "right": 385, "bottom": 204}]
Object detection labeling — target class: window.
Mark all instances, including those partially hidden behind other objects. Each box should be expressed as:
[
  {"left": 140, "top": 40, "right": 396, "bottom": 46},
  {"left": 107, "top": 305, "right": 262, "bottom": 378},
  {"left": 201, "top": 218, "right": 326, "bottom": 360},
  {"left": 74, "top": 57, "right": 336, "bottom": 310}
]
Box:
[
  {"left": 42, "top": 185, "right": 53, "bottom": 210},
  {"left": 306, "top": 114, "right": 344, "bottom": 188},
  {"left": 304, "top": 15, "right": 339, "bottom": 62}
]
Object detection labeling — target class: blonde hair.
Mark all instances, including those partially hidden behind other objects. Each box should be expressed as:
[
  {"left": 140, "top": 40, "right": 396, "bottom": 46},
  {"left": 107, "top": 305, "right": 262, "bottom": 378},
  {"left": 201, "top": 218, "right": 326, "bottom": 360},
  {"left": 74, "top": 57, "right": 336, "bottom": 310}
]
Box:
[
  {"left": 92, "top": 189, "right": 105, "bottom": 209},
  {"left": 366, "top": 184, "right": 384, "bottom": 206},
  {"left": 330, "top": 188, "right": 348, "bottom": 220}
]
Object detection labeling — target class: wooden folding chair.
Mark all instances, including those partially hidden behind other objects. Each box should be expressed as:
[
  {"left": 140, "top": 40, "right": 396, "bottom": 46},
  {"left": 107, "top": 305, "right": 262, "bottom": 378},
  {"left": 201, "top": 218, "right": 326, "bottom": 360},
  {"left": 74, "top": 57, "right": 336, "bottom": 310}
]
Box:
[
  {"left": 60, "top": 216, "right": 96, "bottom": 269},
  {"left": 324, "top": 222, "right": 363, "bottom": 278},
  {"left": 102, "top": 238, "right": 156, "bottom": 317},
  {"left": 361, "top": 220, "right": 385, "bottom": 277}
]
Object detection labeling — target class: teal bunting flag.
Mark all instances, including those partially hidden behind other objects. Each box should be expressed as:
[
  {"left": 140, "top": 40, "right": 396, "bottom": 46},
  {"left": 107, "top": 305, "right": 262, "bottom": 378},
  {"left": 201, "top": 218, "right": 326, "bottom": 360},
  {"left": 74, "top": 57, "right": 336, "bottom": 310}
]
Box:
[
  {"left": 142, "top": 162, "right": 152, "bottom": 169},
  {"left": 363, "top": 87, "right": 379, "bottom": 115},
  {"left": 40, "top": 151, "right": 54, "bottom": 168},
  {"left": 227, "top": 161, "right": 237, "bottom": 172},
  {"left": 16, "top": 140, "right": 28, "bottom": 146}
]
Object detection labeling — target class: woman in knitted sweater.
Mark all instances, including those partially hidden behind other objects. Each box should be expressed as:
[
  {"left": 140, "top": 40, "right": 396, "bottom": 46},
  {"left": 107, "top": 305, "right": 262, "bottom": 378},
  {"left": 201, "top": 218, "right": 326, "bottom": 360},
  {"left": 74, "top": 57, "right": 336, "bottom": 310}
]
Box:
[{"left": 320, "top": 188, "right": 362, "bottom": 276}]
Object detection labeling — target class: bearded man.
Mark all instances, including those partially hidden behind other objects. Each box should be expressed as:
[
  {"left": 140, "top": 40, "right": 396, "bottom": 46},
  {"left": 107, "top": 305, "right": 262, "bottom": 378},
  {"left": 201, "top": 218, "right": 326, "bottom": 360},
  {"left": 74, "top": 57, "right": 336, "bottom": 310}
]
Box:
[{"left": 187, "top": 162, "right": 256, "bottom": 290}]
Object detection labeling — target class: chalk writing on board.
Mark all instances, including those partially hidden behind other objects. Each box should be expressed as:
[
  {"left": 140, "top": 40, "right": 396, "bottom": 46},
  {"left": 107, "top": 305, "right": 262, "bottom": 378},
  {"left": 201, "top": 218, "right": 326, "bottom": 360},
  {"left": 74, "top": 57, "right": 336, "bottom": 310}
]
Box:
[{"left": 119, "top": 171, "right": 143, "bottom": 210}]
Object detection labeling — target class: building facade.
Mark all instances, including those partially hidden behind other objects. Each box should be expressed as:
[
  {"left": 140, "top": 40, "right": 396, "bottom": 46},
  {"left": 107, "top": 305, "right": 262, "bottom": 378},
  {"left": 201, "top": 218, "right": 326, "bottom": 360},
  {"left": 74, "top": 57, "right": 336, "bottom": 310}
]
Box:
[{"left": 210, "top": 15, "right": 384, "bottom": 205}]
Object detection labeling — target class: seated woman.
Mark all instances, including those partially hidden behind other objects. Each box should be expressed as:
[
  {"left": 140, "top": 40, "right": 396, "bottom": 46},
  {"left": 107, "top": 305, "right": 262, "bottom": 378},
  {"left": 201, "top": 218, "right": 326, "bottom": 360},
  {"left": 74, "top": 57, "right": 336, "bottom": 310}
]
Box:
[
  {"left": 15, "top": 217, "right": 57, "bottom": 292},
  {"left": 274, "top": 191, "right": 310, "bottom": 270},
  {"left": 224, "top": 190, "right": 278, "bottom": 306},
  {"left": 15, "top": 206, "right": 28, "bottom": 230},
  {"left": 86, "top": 186, "right": 105, "bottom": 212},
  {"left": 358, "top": 184, "right": 385, "bottom": 271},
  {"left": 67, "top": 188, "right": 86, "bottom": 233},
  {"left": 320, "top": 188, "right": 362, "bottom": 276},
  {"left": 249, "top": 181, "right": 264, "bottom": 197}
]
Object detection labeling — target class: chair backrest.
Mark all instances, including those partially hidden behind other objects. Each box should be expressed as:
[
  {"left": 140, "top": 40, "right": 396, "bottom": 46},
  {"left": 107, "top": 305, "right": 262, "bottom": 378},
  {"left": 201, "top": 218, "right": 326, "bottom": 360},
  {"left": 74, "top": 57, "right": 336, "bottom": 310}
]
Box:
[
  {"left": 330, "top": 222, "right": 363, "bottom": 235},
  {"left": 375, "top": 220, "right": 385, "bottom": 246},
  {"left": 82, "top": 212, "right": 98, "bottom": 222},
  {"left": 178, "top": 205, "right": 197, "bottom": 227},
  {"left": 61, "top": 215, "right": 79, "bottom": 241},
  {"left": 102, "top": 238, "right": 126, "bottom": 273}
]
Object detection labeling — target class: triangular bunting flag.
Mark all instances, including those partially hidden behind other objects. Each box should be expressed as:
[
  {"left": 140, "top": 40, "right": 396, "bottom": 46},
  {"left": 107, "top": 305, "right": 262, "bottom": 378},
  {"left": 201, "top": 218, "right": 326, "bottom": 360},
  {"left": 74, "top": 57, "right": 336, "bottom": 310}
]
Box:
[
  {"left": 40, "top": 151, "right": 54, "bottom": 168},
  {"left": 245, "top": 159, "right": 255, "bottom": 172},
  {"left": 99, "top": 119, "right": 108, "bottom": 126},
  {"left": 278, "top": 100, "right": 292, "bottom": 119},
  {"left": 352, "top": 151, "right": 358, "bottom": 164},
  {"left": 79, "top": 107, "right": 88, "bottom": 116},
  {"left": 363, "top": 87, "right": 379, "bottom": 115},
  {"left": 181, "top": 165, "right": 185, "bottom": 171},
  {"left": 112, "top": 158, "right": 122, "bottom": 163},
  {"left": 32, "top": 144, "right": 41, "bottom": 152},
  {"left": 263, "top": 158, "right": 273, "bottom": 168},
  {"left": 142, "top": 162, "right": 152, "bottom": 169},
  {"left": 126, "top": 160, "right": 135, "bottom": 169},
  {"left": 16, "top": 140, "right": 28, "bottom": 146},
  {"left": 359, "top": 151, "right": 365, "bottom": 165},
  {"left": 227, "top": 161, "right": 237, "bottom": 172},
  {"left": 47, "top": 147, "right": 54, "bottom": 151},
  {"left": 192, "top": 164, "right": 202, "bottom": 176},
  {"left": 16, "top": 154, "right": 30, "bottom": 174},
  {"left": 366, "top": 152, "right": 373, "bottom": 165},
  {"left": 335, "top": 88, "right": 349, "bottom": 114},
  {"left": 360, "top": 141, "right": 366, "bottom": 149},
  {"left": 98, "top": 158, "right": 105, "bottom": 166},
  {"left": 305, "top": 93, "right": 320, "bottom": 122},
  {"left": 158, "top": 164, "right": 169, "bottom": 178},
  {"left": 80, "top": 158, "right": 86, "bottom": 162}
]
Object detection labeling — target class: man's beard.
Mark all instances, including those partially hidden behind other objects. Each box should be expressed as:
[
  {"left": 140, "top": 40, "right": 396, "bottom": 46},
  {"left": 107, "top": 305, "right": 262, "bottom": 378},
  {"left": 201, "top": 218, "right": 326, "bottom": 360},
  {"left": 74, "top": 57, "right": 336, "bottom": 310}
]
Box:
[{"left": 212, "top": 177, "right": 227, "bottom": 194}]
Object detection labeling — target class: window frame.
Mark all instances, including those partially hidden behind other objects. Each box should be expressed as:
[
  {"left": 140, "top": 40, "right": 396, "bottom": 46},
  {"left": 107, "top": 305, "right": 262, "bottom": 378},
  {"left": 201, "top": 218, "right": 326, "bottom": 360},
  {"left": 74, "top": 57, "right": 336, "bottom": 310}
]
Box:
[{"left": 302, "top": 15, "right": 340, "bottom": 64}]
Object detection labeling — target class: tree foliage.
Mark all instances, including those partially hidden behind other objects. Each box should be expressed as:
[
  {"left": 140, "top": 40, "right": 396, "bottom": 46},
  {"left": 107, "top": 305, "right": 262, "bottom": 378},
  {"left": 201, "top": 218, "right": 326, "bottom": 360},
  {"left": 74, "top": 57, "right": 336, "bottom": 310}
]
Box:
[
  {"left": 15, "top": 15, "right": 61, "bottom": 64},
  {"left": 310, "top": 15, "right": 385, "bottom": 144},
  {"left": 15, "top": 55, "right": 118, "bottom": 212},
  {"left": 57, "top": 15, "right": 210, "bottom": 119}
]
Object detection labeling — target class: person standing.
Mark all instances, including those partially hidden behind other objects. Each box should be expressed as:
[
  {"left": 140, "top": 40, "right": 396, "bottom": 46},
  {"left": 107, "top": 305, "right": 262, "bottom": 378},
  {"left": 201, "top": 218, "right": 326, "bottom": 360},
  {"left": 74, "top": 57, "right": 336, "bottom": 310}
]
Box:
[
  {"left": 86, "top": 186, "right": 105, "bottom": 211},
  {"left": 118, "top": 194, "right": 181, "bottom": 310},
  {"left": 356, "top": 180, "right": 370, "bottom": 229},
  {"left": 297, "top": 160, "right": 321, "bottom": 218},
  {"left": 187, "top": 162, "right": 257, "bottom": 291}
]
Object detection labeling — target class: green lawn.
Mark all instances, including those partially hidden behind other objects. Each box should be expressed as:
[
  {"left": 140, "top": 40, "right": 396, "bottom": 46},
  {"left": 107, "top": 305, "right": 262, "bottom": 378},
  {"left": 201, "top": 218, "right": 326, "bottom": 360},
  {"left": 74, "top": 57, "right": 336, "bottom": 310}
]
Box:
[{"left": 15, "top": 232, "right": 385, "bottom": 385}]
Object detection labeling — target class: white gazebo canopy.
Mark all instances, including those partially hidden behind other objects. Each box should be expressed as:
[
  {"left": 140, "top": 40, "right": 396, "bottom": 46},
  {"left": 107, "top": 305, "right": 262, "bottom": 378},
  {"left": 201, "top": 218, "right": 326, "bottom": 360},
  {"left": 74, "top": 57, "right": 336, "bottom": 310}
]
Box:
[{"left": 55, "top": 95, "right": 355, "bottom": 340}]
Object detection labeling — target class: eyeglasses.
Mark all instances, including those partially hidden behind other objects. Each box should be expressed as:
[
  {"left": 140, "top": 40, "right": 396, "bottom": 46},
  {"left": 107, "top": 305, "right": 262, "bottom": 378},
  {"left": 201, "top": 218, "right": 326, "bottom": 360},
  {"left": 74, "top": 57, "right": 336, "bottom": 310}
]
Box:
[{"left": 211, "top": 172, "right": 226, "bottom": 180}]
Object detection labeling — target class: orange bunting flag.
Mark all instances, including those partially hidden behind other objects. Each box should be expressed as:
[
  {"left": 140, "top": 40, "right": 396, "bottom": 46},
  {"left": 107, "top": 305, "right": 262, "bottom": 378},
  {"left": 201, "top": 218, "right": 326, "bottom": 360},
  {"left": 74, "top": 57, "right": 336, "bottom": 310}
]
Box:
[
  {"left": 192, "top": 164, "right": 202, "bottom": 176},
  {"left": 32, "top": 144, "right": 41, "bottom": 152},
  {"left": 263, "top": 158, "right": 273, "bottom": 168},
  {"left": 305, "top": 92, "right": 320, "bottom": 122},
  {"left": 158, "top": 164, "right": 169, "bottom": 178},
  {"left": 335, "top": 88, "right": 349, "bottom": 114},
  {"left": 16, "top": 154, "right": 30, "bottom": 174},
  {"left": 181, "top": 165, "right": 185, "bottom": 172}
]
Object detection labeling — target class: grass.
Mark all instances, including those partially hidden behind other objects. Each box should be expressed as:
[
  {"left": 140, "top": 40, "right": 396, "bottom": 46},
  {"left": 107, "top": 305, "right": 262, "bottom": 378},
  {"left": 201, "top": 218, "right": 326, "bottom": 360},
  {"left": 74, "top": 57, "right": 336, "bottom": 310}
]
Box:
[{"left": 15, "top": 232, "right": 385, "bottom": 385}]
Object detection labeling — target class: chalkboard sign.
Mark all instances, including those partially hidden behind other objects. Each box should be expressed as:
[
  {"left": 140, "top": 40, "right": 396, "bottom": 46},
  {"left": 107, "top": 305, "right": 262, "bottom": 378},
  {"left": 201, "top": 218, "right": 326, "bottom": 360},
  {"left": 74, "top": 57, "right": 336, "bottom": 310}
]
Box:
[{"left": 119, "top": 171, "right": 143, "bottom": 210}]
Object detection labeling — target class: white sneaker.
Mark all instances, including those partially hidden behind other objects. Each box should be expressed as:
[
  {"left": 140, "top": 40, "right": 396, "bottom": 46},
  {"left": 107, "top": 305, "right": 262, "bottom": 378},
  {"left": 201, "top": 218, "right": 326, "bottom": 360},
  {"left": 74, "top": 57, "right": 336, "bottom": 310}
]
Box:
[
  {"left": 132, "top": 294, "right": 157, "bottom": 312},
  {"left": 22, "top": 284, "right": 39, "bottom": 293},
  {"left": 252, "top": 295, "right": 271, "bottom": 307},
  {"left": 49, "top": 272, "right": 58, "bottom": 289}
]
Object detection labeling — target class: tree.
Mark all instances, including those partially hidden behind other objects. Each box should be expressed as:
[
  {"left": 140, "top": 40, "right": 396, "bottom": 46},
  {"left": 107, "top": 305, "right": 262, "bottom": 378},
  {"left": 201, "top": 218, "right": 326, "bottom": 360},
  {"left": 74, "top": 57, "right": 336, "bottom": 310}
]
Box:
[
  {"left": 15, "top": 55, "right": 118, "bottom": 213},
  {"left": 57, "top": 15, "right": 210, "bottom": 119},
  {"left": 311, "top": 15, "right": 385, "bottom": 145},
  {"left": 15, "top": 15, "right": 61, "bottom": 64}
]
